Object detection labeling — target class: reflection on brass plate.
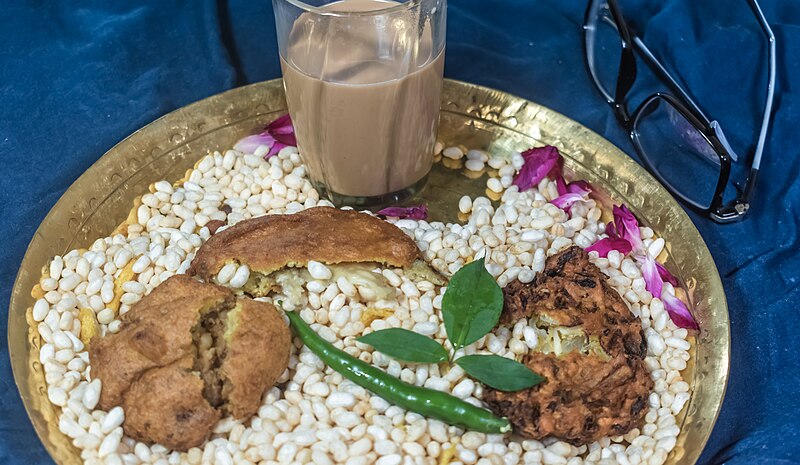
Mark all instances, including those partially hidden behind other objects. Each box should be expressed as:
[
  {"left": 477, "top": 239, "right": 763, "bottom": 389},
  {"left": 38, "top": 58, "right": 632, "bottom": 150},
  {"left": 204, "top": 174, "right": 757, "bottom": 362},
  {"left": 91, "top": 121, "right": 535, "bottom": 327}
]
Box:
[{"left": 8, "top": 79, "right": 729, "bottom": 465}]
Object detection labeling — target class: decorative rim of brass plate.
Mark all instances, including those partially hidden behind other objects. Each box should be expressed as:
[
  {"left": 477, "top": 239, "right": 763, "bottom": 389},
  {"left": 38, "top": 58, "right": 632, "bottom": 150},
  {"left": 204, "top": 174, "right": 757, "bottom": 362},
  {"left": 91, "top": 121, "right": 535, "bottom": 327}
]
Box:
[{"left": 9, "top": 78, "right": 729, "bottom": 465}]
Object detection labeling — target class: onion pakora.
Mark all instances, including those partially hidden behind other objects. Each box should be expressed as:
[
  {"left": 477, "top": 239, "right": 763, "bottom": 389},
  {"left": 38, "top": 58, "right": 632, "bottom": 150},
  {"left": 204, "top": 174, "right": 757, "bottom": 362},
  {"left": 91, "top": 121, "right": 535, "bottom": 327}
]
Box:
[{"left": 483, "top": 246, "right": 653, "bottom": 445}]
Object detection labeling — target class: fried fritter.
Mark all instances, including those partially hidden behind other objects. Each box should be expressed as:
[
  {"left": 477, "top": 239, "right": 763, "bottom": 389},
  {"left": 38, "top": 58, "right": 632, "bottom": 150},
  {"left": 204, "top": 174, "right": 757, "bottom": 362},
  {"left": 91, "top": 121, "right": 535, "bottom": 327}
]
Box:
[
  {"left": 188, "top": 207, "right": 421, "bottom": 286},
  {"left": 501, "top": 246, "right": 647, "bottom": 359},
  {"left": 122, "top": 356, "right": 221, "bottom": 451},
  {"left": 89, "top": 275, "right": 291, "bottom": 450},
  {"left": 90, "top": 275, "right": 232, "bottom": 410},
  {"left": 219, "top": 298, "right": 291, "bottom": 418},
  {"left": 483, "top": 246, "right": 653, "bottom": 445},
  {"left": 486, "top": 351, "right": 652, "bottom": 445}
]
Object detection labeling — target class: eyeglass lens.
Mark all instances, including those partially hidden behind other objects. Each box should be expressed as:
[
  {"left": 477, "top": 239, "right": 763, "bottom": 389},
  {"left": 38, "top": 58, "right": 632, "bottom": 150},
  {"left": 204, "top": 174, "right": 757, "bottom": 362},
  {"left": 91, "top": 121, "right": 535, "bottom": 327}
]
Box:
[
  {"left": 586, "top": 1, "right": 622, "bottom": 102},
  {"left": 633, "top": 98, "right": 720, "bottom": 209}
]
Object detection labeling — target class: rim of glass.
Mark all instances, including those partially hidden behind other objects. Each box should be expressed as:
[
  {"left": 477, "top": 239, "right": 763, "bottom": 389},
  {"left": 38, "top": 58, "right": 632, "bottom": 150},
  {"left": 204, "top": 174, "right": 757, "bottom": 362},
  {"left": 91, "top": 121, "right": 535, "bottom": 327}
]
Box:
[{"left": 279, "top": 0, "right": 422, "bottom": 17}]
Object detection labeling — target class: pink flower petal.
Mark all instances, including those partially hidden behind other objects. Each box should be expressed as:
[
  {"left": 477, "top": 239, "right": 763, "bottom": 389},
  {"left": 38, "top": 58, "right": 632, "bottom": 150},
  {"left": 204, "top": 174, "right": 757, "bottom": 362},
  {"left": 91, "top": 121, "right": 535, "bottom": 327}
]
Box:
[
  {"left": 551, "top": 193, "right": 587, "bottom": 212},
  {"left": 662, "top": 292, "right": 699, "bottom": 330},
  {"left": 267, "top": 113, "right": 292, "bottom": 131},
  {"left": 555, "top": 174, "right": 568, "bottom": 196},
  {"left": 512, "top": 146, "right": 561, "bottom": 191},
  {"left": 638, "top": 255, "right": 698, "bottom": 329},
  {"left": 266, "top": 113, "right": 297, "bottom": 146},
  {"left": 605, "top": 221, "right": 619, "bottom": 239},
  {"left": 567, "top": 180, "right": 592, "bottom": 196},
  {"left": 586, "top": 237, "right": 633, "bottom": 257},
  {"left": 377, "top": 205, "right": 428, "bottom": 220},
  {"left": 234, "top": 113, "right": 296, "bottom": 159},
  {"left": 267, "top": 141, "right": 289, "bottom": 158},
  {"left": 612, "top": 205, "right": 644, "bottom": 252},
  {"left": 641, "top": 256, "right": 663, "bottom": 298},
  {"left": 586, "top": 202, "right": 696, "bottom": 329},
  {"left": 656, "top": 262, "right": 679, "bottom": 286},
  {"left": 234, "top": 133, "right": 277, "bottom": 155},
  {"left": 551, "top": 176, "right": 593, "bottom": 213}
]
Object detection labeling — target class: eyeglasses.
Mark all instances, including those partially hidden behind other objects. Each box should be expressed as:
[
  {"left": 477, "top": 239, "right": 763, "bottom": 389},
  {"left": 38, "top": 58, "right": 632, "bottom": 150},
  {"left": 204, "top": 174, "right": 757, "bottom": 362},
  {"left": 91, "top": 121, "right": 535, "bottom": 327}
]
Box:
[{"left": 583, "top": 0, "right": 775, "bottom": 223}]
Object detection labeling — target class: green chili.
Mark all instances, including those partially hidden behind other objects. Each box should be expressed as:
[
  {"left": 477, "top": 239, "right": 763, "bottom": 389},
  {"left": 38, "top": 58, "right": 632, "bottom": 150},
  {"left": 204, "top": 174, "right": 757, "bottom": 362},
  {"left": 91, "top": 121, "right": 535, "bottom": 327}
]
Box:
[{"left": 285, "top": 310, "right": 512, "bottom": 434}]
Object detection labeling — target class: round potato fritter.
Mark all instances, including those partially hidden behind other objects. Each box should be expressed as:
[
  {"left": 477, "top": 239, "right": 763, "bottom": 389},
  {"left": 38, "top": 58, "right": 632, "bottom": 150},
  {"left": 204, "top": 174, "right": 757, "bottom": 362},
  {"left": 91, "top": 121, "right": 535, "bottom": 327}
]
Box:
[
  {"left": 221, "top": 298, "right": 291, "bottom": 419},
  {"left": 122, "top": 357, "right": 221, "bottom": 451},
  {"left": 484, "top": 246, "right": 654, "bottom": 445},
  {"left": 89, "top": 275, "right": 232, "bottom": 411},
  {"left": 88, "top": 275, "right": 292, "bottom": 450}
]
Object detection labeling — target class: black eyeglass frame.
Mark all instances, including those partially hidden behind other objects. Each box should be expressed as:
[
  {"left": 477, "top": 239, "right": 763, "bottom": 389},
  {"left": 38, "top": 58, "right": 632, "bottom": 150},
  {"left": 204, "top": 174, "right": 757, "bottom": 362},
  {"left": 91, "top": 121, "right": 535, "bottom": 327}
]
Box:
[{"left": 582, "top": 0, "right": 776, "bottom": 223}]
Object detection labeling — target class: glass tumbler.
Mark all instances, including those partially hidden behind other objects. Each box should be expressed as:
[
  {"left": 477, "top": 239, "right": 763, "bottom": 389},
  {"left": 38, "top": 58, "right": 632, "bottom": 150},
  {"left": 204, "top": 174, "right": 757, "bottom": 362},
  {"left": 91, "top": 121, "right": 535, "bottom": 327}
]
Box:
[{"left": 272, "top": 0, "right": 447, "bottom": 207}]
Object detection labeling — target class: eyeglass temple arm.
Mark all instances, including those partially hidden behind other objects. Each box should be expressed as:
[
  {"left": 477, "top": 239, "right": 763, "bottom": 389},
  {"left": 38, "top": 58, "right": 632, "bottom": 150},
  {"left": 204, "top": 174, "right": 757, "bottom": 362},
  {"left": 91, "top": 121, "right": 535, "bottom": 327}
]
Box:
[
  {"left": 631, "top": 0, "right": 775, "bottom": 205},
  {"left": 741, "top": 0, "right": 775, "bottom": 205},
  {"left": 630, "top": 37, "right": 711, "bottom": 124},
  {"left": 747, "top": 0, "right": 775, "bottom": 172}
]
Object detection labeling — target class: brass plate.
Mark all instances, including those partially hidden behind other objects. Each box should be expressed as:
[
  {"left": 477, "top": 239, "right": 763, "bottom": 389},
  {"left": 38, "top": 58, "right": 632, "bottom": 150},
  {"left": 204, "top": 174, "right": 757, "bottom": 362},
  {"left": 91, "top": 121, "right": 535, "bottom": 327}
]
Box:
[{"left": 9, "top": 79, "right": 729, "bottom": 465}]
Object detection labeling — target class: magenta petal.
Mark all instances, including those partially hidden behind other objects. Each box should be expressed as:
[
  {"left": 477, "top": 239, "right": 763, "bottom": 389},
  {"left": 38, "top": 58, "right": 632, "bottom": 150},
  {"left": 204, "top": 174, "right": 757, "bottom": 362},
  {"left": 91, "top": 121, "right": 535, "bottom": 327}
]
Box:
[
  {"left": 266, "top": 141, "right": 289, "bottom": 158},
  {"left": 551, "top": 193, "right": 586, "bottom": 212},
  {"left": 641, "top": 256, "right": 663, "bottom": 298},
  {"left": 555, "top": 174, "right": 568, "bottom": 196},
  {"left": 512, "top": 145, "right": 561, "bottom": 191},
  {"left": 271, "top": 129, "right": 296, "bottom": 147},
  {"left": 613, "top": 205, "right": 644, "bottom": 252},
  {"left": 267, "top": 113, "right": 292, "bottom": 131},
  {"left": 552, "top": 179, "right": 593, "bottom": 212},
  {"left": 234, "top": 133, "right": 276, "bottom": 154},
  {"left": 656, "top": 262, "right": 679, "bottom": 286},
  {"left": 234, "top": 113, "right": 297, "bottom": 156},
  {"left": 662, "top": 292, "right": 699, "bottom": 330},
  {"left": 267, "top": 114, "right": 297, "bottom": 147},
  {"left": 554, "top": 174, "right": 591, "bottom": 207},
  {"left": 273, "top": 133, "right": 297, "bottom": 147},
  {"left": 605, "top": 221, "right": 619, "bottom": 239},
  {"left": 377, "top": 205, "right": 428, "bottom": 220},
  {"left": 567, "top": 180, "right": 592, "bottom": 196},
  {"left": 586, "top": 237, "right": 633, "bottom": 257},
  {"left": 550, "top": 152, "right": 564, "bottom": 179}
]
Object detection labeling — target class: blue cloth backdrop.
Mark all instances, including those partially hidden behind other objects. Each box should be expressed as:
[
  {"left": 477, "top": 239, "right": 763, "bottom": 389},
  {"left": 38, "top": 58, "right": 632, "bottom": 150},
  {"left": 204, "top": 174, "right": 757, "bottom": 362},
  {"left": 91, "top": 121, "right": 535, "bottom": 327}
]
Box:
[{"left": 1, "top": 1, "right": 798, "bottom": 464}]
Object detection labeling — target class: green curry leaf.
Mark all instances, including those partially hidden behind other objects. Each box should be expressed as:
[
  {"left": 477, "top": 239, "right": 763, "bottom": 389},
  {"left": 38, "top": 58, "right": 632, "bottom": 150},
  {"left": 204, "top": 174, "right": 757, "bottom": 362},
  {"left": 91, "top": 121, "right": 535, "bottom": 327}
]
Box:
[
  {"left": 358, "top": 328, "right": 449, "bottom": 363},
  {"left": 455, "top": 354, "right": 544, "bottom": 391},
  {"left": 441, "top": 258, "right": 504, "bottom": 349}
]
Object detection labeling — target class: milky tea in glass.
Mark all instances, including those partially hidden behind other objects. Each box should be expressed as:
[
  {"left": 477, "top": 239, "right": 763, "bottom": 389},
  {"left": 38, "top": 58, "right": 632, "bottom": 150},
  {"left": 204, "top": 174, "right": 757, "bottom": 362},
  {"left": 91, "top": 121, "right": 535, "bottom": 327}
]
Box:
[{"left": 273, "top": 0, "right": 446, "bottom": 207}]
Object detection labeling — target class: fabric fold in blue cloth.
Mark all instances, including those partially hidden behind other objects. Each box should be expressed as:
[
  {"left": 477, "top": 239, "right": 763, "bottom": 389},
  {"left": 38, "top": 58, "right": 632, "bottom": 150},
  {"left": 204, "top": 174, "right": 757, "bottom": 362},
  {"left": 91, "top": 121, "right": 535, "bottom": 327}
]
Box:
[{"left": 1, "top": 1, "right": 798, "bottom": 464}]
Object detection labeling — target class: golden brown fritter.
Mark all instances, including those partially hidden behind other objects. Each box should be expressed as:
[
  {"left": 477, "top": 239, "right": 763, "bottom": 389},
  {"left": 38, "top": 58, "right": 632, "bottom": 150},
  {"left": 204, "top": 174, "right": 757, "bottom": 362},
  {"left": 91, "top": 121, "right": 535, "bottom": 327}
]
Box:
[
  {"left": 187, "top": 207, "right": 420, "bottom": 283},
  {"left": 220, "top": 298, "right": 291, "bottom": 419},
  {"left": 90, "top": 275, "right": 232, "bottom": 410},
  {"left": 483, "top": 246, "right": 653, "bottom": 446},
  {"left": 501, "top": 246, "right": 647, "bottom": 359},
  {"left": 485, "top": 352, "right": 652, "bottom": 445},
  {"left": 122, "top": 357, "right": 221, "bottom": 451},
  {"left": 88, "top": 275, "right": 292, "bottom": 450}
]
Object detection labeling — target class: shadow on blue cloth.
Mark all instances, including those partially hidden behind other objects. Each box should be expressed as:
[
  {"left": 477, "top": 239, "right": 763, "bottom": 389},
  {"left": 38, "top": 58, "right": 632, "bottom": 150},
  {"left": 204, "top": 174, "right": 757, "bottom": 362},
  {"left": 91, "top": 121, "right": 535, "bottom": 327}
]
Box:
[{"left": 1, "top": 1, "right": 798, "bottom": 464}]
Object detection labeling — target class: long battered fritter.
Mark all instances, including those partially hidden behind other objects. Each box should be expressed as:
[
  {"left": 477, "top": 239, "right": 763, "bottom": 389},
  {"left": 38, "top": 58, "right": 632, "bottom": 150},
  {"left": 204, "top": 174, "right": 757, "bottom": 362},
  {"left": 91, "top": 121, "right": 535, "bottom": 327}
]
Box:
[
  {"left": 188, "top": 207, "right": 421, "bottom": 283},
  {"left": 484, "top": 246, "right": 653, "bottom": 445}
]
